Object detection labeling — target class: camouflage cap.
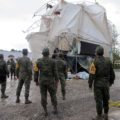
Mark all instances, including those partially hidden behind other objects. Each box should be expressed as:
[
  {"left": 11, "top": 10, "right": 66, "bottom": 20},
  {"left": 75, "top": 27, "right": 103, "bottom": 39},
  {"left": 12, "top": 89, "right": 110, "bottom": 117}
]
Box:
[
  {"left": 22, "top": 49, "right": 28, "bottom": 55},
  {"left": 95, "top": 45, "right": 104, "bottom": 56},
  {"left": 42, "top": 47, "right": 49, "bottom": 56}
]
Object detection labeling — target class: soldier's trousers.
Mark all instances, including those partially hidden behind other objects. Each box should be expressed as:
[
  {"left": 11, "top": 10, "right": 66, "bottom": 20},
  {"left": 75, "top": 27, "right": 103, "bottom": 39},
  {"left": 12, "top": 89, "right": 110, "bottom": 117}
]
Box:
[
  {"left": 40, "top": 84, "right": 57, "bottom": 107},
  {"left": 1, "top": 80, "right": 6, "bottom": 95},
  {"left": 94, "top": 86, "right": 110, "bottom": 115},
  {"left": 16, "top": 79, "right": 31, "bottom": 99},
  {"left": 10, "top": 68, "right": 15, "bottom": 80},
  {"left": 59, "top": 76, "right": 66, "bottom": 97}
]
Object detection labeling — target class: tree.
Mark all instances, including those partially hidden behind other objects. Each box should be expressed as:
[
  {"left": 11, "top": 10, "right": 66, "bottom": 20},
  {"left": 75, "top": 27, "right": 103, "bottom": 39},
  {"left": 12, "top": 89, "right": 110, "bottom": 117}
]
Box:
[
  {"left": 113, "top": 50, "right": 120, "bottom": 63},
  {"left": 112, "top": 24, "right": 120, "bottom": 65}
]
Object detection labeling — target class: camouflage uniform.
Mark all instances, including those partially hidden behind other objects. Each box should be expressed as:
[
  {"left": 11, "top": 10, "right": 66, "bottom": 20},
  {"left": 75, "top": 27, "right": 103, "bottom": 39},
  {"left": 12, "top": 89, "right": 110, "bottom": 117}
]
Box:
[
  {"left": 7, "top": 60, "right": 11, "bottom": 75},
  {"left": 16, "top": 49, "right": 32, "bottom": 104},
  {"left": 0, "top": 54, "right": 9, "bottom": 98},
  {"left": 9, "top": 59, "right": 16, "bottom": 80},
  {"left": 55, "top": 54, "right": 67, "bottom": 100},
  {"left": 35, "top": 48, "right": 58, "bottom": 116},
  {"left": 88, "top": 46, "right": 115, "bottom": 120}
]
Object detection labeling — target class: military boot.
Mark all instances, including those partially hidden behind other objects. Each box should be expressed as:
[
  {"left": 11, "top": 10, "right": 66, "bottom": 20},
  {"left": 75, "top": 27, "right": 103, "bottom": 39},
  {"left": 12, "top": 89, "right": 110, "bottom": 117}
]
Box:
[
  {"left": 92, "top": 115, "right": 103, "bottom": 120},
  {"left": 53, "top": 105, "right": 58, "bottom": 115},
  {"left": 16, "top": 96, "right": 20, "bottom": 103},
  {"left": 25, "top": 99, "right": 32, "bottom": 104},
  {"left": 1, "top": 94, "right": 9, "bottom": 99},
  {"left": 43, "top": 105, "right": 48, "bottom": 117},
  {"left": 102, "top": 114, "right": 108, "bottom": 120}
]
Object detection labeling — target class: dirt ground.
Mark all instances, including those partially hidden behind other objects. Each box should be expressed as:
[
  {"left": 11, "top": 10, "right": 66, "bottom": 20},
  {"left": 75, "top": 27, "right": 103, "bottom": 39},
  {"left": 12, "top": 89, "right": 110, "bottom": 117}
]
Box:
[{"left": 0, "top": 70, "right": 120, "bottom": 120}]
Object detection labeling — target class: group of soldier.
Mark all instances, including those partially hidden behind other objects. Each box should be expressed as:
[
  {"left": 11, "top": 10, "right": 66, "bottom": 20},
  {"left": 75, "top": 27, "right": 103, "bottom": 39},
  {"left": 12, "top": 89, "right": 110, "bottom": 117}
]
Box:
[
  {"left": 0, "top": 49, "right": 33, "bottom": 104},
  {"left": 0, "top": 45, "right": 115, "bottom": 120},
  {"left": 0, "top": 54, "right": 16, "bottom": 99},
  {"left": 0, "top": 48, "right": 67, "bottom": 115}
]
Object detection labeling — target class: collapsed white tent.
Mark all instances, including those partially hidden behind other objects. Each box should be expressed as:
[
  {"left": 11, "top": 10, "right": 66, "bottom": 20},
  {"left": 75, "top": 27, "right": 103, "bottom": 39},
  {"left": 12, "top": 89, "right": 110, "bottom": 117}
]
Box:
[{"left": 26, "top": 1, "right": 113, "bottom": 61}]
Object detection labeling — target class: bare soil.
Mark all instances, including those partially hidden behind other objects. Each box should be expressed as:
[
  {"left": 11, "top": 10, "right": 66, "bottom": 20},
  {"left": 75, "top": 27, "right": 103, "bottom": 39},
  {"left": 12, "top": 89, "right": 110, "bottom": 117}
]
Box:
[{"left": 0, "top": 70, "right": 120, "bottom": 120}]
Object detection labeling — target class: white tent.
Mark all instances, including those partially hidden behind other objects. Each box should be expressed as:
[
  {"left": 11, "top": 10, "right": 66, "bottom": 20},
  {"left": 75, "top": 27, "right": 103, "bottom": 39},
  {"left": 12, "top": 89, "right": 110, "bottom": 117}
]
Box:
[{"left": 26, "top": 1, "right": 113, "bottom": 61}]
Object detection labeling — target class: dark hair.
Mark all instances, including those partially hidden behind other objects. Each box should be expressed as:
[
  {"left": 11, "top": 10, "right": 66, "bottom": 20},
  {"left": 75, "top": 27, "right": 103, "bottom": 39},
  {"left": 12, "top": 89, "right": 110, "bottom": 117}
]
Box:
[
  {"left": 22, "top": 49, "right": 28, "bottom": 55},
  {"left": 42, "top": 47, "right": 49, "bottom": 56},
  {"left": 95, "top": 46, "right": 104, "bottom": 56}
]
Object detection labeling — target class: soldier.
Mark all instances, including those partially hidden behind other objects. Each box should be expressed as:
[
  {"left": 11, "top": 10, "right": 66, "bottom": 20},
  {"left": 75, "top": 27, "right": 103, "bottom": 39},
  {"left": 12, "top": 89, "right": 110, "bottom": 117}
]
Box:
[
  {"left": 34, "top": 47, "right": 58, "bottom": 116},
  {"left": 0, "top": 54, "right": 9, "bottom": 98},
  {"left": 88, "top": 46, "right": 115, "bottom": 120},
  {"left": 55, "top": 53, "right": 67, "bottom": 100},
  {"left": 7, "top": 59, "right": 11, "bottom": 77},
  {"left": 9, "top": 58, "right": 16, "bottom": 80},
  {"left": 16, "top": 49, "right": 32, "bottom": 104}
]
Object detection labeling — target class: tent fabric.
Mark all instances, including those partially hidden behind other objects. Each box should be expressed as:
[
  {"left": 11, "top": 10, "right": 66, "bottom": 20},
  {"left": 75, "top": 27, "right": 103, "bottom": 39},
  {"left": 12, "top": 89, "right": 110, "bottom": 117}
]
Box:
[
  {"left": 26, "top": 1, "right": 112, "bottom": 61},
  {"left": 26, "top": 32, "right": 49, "bottom": 61},
  {"left": 58, "top": 37, "right": 70, "bottom": 51}
]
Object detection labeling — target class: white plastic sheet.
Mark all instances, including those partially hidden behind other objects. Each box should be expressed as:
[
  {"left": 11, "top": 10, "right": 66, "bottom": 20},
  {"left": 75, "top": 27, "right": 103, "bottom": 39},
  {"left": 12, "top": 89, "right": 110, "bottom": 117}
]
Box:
[{"left": 26, "top": 1, "right": 112, "bottom": 61}]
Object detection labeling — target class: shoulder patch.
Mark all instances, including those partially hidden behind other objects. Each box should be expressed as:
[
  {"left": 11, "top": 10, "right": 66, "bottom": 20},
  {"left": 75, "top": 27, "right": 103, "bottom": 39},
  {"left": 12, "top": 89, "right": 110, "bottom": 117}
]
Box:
[
  {"left": 16, "top": 62, "right": 19, "bottom": 69},
  {"left": 33, "top": 63, "right": 38, "bottom": 72},
  {"left": 89, "top": 62, "right": 96, "bottom": 74}
]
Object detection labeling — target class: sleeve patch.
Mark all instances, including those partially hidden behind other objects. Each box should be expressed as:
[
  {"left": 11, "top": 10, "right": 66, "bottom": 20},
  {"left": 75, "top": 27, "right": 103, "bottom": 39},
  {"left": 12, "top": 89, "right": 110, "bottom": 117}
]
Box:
[
  {"left": 33, "top": 63, "right": 38, "bottom": 72},
  {"left": 16, "top": 62, "right": 19, "bottom": 69},
  {"left": 89, "top": 62, "right": 96, "bottom": 74}
]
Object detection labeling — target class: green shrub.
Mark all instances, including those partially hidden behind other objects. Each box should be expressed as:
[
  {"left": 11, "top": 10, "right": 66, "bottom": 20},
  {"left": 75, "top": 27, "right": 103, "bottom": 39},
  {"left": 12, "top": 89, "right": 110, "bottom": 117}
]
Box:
[{"left": 113, "top": 63, "right": 120, "bottom": 69}]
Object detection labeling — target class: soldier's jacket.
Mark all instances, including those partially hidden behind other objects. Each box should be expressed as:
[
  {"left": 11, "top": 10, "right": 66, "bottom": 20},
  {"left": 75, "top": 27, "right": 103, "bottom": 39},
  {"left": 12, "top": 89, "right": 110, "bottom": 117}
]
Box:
[
  {"left": 55, "top": 58, "right": 67, "bottom": 79},
  {"left": 7, "top": 60, "right": 11, "bottom": 66},
  {"left": 16, "top": 56, "right": 32, "bottom": 80},
  {"left": 0, "top": 60, "right": 9, "bottom": 82},
  {"left": 88, "top": 56, "right": 115, "bottom": 88},
  {"left": 36, "top": 57, "right": 58, "bottom": 85},
  {"left": 10, "top": 59, "right": 16, "bottom": 70}
]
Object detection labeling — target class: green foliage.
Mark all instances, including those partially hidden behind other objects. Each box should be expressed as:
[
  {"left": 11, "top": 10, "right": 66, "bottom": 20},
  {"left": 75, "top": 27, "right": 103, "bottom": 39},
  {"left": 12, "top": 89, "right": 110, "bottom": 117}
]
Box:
[
  {"left": 112, "top": 24, "right": 119, "bottom": 51},
  {"left": 113, "top": 63, "right": 120, "bottom": 69},
  {"left": 112, "top": 24, "right": 120, "bottom": 69},
  {"left": 113, "top": 51, "right": 120, "bottom": 69},
  {"left": 112, "top": 25, "right": 118, "bottom": 46}
]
